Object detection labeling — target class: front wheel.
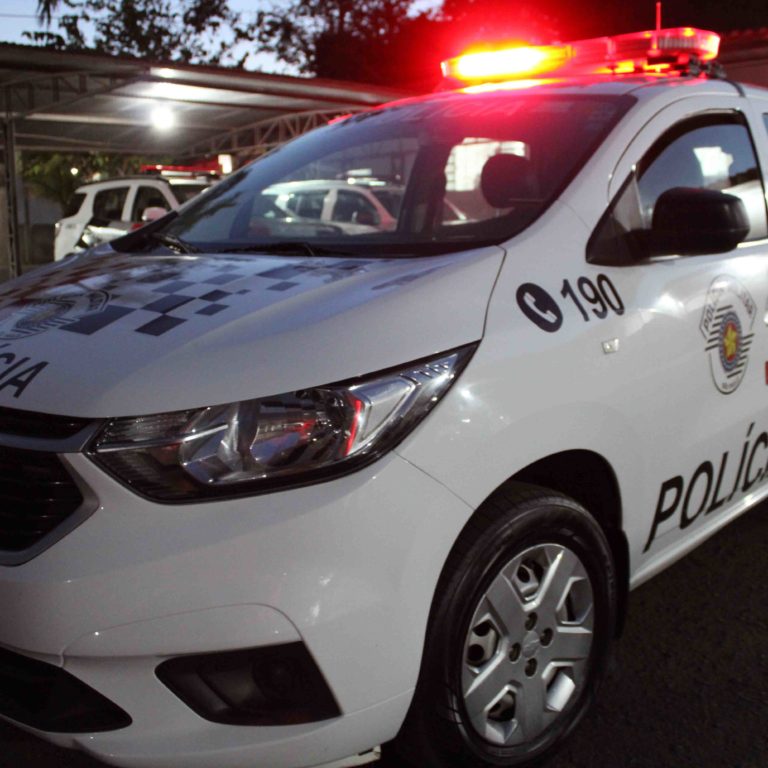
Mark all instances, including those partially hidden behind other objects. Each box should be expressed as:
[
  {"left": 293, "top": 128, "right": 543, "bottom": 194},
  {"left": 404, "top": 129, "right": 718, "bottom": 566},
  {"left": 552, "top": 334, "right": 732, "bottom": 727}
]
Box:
[{"left": 394, "top": 484, "right": 617, "bottom": 767}]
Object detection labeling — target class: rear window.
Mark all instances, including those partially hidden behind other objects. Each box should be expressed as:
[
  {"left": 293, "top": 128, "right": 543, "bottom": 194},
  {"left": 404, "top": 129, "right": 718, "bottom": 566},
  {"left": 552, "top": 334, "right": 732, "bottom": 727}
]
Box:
[
  {"left": 63, "top": 192, "right": 86, "bottom": 218},
  {"left": 170, "top": 183, "right": 209, "bottom": 204}
]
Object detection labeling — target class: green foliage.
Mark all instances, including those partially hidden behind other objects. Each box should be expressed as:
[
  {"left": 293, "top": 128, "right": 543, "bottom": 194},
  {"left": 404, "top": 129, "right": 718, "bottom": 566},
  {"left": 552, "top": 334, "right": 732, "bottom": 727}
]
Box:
[
  {"left": 36, "top": 0, "right": 58, "bottom": 24},
  {"left": 29, "top": 0, "right": 251, "bottom": 66},
  {"left": 255, "top": 1, "right": 408, "bottom": 73},
  {"left": 255, "top": 1, "right": 444, "bottom": 87},
  {"left": 30, "top": 0, "right": 768, "bottom": 84},
  {"left": 21, "top": 153, "right": 143, "bottom": 207}
]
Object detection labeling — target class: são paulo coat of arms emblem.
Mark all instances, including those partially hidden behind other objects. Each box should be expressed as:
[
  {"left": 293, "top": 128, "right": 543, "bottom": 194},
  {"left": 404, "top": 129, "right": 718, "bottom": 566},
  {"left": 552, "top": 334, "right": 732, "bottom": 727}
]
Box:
[{"left": 700, "top": 276, "right": 756, "bottom": 395}]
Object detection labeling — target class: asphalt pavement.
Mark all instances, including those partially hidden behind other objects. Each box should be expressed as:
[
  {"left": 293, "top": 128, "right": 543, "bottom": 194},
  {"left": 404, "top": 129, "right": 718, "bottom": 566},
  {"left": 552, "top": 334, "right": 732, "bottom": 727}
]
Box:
[{"left": 2, "top": 502, "right": 767, "bottom": 768}]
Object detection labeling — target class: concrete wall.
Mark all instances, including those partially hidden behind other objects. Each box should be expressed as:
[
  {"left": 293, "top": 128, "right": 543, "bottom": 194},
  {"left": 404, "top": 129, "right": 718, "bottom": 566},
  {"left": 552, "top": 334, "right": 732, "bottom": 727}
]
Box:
[{"left": 0, "top": 160, "right": 61, "bottom": 285}]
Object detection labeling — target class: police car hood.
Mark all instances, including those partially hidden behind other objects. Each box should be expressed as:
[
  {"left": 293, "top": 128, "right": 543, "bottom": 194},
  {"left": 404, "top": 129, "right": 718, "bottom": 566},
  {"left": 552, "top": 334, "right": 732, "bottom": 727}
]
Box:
[{"left": 0, "top": 249, "right": 503, "bottom": 416}]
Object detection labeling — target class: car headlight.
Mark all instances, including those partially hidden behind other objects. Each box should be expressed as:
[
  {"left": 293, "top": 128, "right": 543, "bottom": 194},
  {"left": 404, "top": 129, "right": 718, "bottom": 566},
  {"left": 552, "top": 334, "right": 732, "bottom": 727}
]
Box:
[{"left": 90, "top": 344, "right": 475, "bottom": 501}]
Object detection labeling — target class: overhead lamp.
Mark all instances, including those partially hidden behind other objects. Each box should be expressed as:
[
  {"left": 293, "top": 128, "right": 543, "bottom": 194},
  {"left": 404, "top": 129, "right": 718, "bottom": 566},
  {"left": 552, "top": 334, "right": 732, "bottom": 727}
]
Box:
[{"left": 151, "top": 106, "right": 175, "bottom": 131}]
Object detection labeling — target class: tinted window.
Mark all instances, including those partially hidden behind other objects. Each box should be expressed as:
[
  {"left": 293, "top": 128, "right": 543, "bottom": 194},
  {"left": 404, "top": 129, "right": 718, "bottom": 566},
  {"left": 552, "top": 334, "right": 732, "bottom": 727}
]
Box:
[
  {"left": 589, "top": 115, "right": 768, "bottom": 264},
  {"left": 331, "top": 190, "right": 379, "bottom": 226},
  {"left": 63, "top": 192, "right": 86, "bottom": 218},
  {"left": 132, "top": 185, "right": 171, "bottom": 220},
  {"left": 638, "top": 121, "right": 766, "bottom": 235},
  {"left": 92, "top": 187, "right": 129, "bottom": 222},
  {"left": 284, "top": 190, "right": 327, "bottom": 219},
  {"left": 371, "top": 189, "right": 403, "bottom": 217},
  {"left": 170, "top": 183, "right": 209, "bottom": 204}
]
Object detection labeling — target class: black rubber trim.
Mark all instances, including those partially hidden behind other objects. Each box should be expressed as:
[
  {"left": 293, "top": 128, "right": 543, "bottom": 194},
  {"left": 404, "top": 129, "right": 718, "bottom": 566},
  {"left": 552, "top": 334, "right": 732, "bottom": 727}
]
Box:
[
  {"left": 0, "top": 646, "right": 132, "bottom": 733},
  {"left": 0, "top": 407, "right": 92, "bottom": 440},
  {"left": 156, "top": 642, "right": 341, "bottom": 726}
]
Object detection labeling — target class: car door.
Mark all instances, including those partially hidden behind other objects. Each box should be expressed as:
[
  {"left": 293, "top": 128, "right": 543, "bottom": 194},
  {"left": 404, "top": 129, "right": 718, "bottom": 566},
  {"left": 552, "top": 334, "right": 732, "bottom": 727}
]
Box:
[{"left": 591, "top": 96, "right": 768, "bottom": 577}]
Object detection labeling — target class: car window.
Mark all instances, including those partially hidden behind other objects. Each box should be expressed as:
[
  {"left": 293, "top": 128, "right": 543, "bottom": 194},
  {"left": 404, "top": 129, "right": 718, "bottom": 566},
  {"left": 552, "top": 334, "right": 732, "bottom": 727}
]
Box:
[
  {"left": 132, "top": 185, "right": 171, "bottom": 221},
  {"left": 92, "top": 186, "right": 129, "bottom": 222},
  {"left": 158, "top": 93, "right": 633, "bottom": 256},
  {"left": 589, "top": 114, "right": 768, "bottom": 263},
  {"left": 370, "top": 189, "right": 403, "bottom": 217},
  {"left": 331, "top": 190, "right": 380, "bottom": 226},
  {"left": 284, "top": 191, "right": 328, "bottom": 219},
  {"left": 63, "top": 192, "right": 86, "bottom": 218},
  {"left": 637, "top": 119, "right": 767, "bottom": 236},
  {"left": 170, "top": 183, "right": 209, "bottom": 204}
]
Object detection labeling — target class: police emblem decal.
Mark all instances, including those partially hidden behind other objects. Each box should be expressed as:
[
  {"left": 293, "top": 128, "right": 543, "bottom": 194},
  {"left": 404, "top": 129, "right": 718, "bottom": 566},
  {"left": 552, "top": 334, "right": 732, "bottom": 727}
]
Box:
[
  {"left": 700, "top": 276, "right": 755, "bottom": 394},
  {"left": 0, "top": 287, "right": 109, "bottom": 341}
]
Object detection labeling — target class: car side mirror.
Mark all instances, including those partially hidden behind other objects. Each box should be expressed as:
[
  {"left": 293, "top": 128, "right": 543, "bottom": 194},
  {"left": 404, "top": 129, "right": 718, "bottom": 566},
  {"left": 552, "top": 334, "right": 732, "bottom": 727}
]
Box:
[
  {"left": 642, "top": 187, "right": 750, "bottom": 257},
  {"left": 142, "top": 206, "right": 169, "bottom": 222}
]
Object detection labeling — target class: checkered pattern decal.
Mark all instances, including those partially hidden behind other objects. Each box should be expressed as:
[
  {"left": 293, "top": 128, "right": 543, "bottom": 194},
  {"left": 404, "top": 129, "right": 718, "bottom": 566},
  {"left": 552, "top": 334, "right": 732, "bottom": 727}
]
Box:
[{"left": 0, "top": 256, "right": 374, "bottom": 340}]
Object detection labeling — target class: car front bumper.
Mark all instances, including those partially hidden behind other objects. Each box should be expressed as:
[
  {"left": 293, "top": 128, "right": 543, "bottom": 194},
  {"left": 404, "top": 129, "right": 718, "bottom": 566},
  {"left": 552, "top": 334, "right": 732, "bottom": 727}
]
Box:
[{"left": 0, "top": 450, "right": 471, "bottom": 767}]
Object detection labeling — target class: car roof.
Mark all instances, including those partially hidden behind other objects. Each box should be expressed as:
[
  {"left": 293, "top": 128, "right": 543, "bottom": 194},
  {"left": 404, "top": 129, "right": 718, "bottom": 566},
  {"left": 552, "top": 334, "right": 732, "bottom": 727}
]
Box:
[
  {"left": 74, "top": 175, "right": 215, "bottom": 193},
  {"left": 373, "top": 73, "right": 757, "bottom": 112}
]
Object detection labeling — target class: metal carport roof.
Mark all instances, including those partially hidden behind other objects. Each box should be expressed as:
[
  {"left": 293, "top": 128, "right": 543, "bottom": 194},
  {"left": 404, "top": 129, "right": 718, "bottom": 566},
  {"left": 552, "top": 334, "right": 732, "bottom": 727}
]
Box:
[
  {"left": 0, "top": 43, "right": 410, "bottom": 159},
  {"left": 0, "top": 44, "right": 412, "bottom": 279}
]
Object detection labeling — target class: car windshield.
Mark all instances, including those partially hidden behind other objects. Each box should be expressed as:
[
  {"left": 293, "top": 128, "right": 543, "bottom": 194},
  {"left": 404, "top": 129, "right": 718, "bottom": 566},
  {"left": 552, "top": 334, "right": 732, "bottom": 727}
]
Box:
[{"left": 148, "top": 92, "right": 632, "bottom": 256}]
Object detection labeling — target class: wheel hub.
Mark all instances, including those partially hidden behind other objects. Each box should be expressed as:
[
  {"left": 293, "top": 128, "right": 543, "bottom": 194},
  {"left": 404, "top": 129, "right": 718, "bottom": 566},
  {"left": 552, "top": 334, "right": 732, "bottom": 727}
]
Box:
[
  {"left": 461, "top": 542, "right": 595, "bottom": 747},
  {"left": 521, "top": 631, "right": 540, "bottom": 659}
]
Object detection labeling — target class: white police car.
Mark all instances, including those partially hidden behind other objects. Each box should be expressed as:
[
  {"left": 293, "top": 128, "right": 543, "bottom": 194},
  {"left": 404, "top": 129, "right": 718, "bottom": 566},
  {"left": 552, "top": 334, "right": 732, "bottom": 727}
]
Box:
[{"left": 0, "top": 26, "right": 766, "bottom": 768}]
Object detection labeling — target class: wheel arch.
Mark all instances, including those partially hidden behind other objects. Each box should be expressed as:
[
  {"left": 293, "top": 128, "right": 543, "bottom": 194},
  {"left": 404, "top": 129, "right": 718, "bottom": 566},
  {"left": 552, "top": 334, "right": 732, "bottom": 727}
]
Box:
[
  {"left": 398, "top": 452, "right": 626, "bottom": 763},
  {"left": 505, "top": 450, "right": 629, "bottom": 635},
  {"left": 484, "top": 449, "right": 629, "bottom": 635}
]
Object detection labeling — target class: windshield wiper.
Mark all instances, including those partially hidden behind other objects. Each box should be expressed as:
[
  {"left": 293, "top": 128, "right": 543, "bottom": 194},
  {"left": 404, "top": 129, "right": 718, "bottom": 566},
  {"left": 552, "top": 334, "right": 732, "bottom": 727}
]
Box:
[
  {"left": 150, "top": 232, "right": 200, "bottom": 254},
  {"left": 224, "top": 241, "right": 356, "bottom": 257}
]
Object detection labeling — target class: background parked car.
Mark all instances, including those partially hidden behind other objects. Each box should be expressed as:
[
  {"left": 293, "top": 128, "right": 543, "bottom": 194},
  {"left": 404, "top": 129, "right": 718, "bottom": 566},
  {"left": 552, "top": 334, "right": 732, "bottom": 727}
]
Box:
[
  {"left": 262, "top": 178, "right": 468, "bottom": 236},
  {"left": 54, "top": 174, "right": 214, "bottom": 259}
]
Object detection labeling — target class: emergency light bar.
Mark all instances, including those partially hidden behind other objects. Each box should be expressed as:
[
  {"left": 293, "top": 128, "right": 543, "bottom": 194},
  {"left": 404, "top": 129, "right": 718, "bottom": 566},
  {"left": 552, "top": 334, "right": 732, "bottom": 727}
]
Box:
[{"left": 441, "top": 27, "right": 721, "bottom": 83}]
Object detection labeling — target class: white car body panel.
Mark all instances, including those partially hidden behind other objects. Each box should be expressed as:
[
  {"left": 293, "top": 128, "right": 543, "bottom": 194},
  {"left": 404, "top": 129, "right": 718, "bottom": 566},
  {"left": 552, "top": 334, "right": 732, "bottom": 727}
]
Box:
[
  {"left": 0, "top": 451, "right": 471, "bottom": 767},
  {"left": 0, "top": 248, "right": 502, "bottom": 415}
]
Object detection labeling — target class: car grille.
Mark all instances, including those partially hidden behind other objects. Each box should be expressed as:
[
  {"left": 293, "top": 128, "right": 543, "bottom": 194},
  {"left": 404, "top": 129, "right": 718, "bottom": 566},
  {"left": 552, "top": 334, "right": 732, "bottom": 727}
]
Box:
[
  {"left": 0, "top": 446, "right": 84, "bottom": 552},
  {"left": 0, "top": 406, "right": 91, "bottom": 440}
]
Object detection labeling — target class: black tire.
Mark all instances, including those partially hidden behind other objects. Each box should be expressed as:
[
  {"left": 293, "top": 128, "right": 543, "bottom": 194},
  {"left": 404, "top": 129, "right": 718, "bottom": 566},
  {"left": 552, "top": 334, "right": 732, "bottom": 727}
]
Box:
[{"left": 393, "top": 483, "right": 617, "bottom": 768}]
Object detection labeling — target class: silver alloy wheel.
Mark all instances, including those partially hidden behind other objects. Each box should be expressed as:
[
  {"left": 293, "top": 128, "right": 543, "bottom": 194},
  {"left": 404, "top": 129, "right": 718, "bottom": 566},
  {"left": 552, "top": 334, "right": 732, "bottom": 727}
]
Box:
[{"left": 461, "top": 543, "right": 594, "bottom": 746}]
